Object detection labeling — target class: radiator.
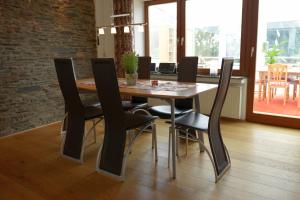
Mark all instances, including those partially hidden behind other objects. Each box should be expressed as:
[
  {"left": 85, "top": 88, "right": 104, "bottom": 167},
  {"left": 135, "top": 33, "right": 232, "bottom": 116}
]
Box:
[
  {"left": 148, "top": 75, "right": 247, "bottom": 120},
  {"left": 199, "top": 86, "right": 244, "bottom": 119}
]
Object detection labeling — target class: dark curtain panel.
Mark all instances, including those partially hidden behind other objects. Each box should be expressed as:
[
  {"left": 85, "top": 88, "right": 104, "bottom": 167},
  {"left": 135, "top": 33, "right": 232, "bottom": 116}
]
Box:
[{"left": 113, "top": 0, "right": 133, "bottom": 78}]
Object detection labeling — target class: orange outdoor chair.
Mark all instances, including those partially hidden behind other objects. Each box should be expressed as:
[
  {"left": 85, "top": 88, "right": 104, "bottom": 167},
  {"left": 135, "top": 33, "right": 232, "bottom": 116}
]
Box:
[{"left": 267, "top": 64, "right": 290, "bottom": 105}]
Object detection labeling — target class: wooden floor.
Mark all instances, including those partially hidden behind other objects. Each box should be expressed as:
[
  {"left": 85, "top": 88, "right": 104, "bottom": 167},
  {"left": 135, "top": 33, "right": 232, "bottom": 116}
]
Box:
[{"left": 1, "top": 120, "right": 300, "bottom": 200}]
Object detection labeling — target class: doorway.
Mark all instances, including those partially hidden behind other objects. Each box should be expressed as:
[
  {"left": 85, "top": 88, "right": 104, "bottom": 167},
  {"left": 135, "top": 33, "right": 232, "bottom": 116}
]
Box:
[{"left": 247, "top": 0, "right": 300, "bottom": 128}]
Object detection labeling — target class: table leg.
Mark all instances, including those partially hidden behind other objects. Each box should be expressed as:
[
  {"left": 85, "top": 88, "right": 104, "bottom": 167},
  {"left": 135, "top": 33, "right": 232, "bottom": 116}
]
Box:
[
  {"left": 194, "top": 94, "right": 205, "bottom": 152},
  {"left": 170, "top": 99, "right": 176, "bottom": 179}
]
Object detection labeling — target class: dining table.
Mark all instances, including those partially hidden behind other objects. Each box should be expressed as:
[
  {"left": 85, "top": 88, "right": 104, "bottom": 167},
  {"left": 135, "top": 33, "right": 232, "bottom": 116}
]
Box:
[{"left": 67, "top": 78, "right": 218, "bottom": 179}]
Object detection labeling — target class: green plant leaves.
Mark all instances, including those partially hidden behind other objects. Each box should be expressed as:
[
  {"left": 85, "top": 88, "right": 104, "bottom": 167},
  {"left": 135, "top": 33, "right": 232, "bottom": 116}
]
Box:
[{"left": 122, "top": 51, "right": 138, "bottom": 74}]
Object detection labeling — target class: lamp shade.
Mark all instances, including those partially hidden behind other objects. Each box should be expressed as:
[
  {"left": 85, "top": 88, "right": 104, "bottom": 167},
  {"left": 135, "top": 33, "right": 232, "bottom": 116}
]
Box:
[
  {"left": 98, "top": 28, "right": 105, "bottom": 35},
  {"left": 111, "top": 27, "right": 117, "bottom": 34},
  {"left": 124, "top": 26, "right": 130, "bottom": 33}
]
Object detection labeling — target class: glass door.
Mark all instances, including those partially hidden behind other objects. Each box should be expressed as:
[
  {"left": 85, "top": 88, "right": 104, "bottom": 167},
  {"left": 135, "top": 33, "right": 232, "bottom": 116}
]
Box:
[
  {"left": 248, "top": 0, "right": 300, "bottom": 128},
  {"left": 146, "top": 1, "right": 177, "bottom": 66}
]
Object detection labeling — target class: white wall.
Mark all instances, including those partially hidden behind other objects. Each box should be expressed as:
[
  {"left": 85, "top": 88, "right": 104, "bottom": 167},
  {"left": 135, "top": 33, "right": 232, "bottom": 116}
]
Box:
[
  {"left": 133, "top": 0, "right": 145, "bottom": 56},
  {"left": 94, "top": 0, "right": 145, "bottom": 57},
  {"left": 94, "top": 0, "right": 115, "bottom": 58}
]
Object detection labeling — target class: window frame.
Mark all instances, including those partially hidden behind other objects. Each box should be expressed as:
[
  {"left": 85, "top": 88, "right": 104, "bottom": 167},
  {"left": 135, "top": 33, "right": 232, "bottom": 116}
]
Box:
[{"left": 145, "top": 0, "right": 251, "bottom": 76}]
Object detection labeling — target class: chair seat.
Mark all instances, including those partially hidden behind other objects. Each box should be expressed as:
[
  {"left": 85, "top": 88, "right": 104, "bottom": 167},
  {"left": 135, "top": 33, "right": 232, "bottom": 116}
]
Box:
[
  {"left": 82, "top": 98, "right": 101, "bottom": 107},
  {"left": 124, "top": 112, "right": 157, "bottom": 130},
  {"left": 149, "top": 105, "right": 192, "bottom": 119},
  {"left": 84, "top": 104, "right": 103, "bottom": 120},
  {"left": 269, "top": 81, "right": 289, "bottom": 87},
  {"left": 122, "top": 101, "right": 148, "bottom": 111},
  {"left": 175, "top": 112, "right": 209, "bottom": 131}
]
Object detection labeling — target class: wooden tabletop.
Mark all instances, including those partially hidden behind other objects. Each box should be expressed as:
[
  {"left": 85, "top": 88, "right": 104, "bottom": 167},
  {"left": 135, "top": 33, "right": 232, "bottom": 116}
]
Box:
[{"left": 76, "top": 78, "right": 217, "bottom": 99}]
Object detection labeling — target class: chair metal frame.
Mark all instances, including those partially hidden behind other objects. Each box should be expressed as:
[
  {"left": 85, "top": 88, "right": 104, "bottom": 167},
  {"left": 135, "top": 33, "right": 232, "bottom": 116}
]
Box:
[
  {"left": 92, "top": 58, "right": 158, "bottom": 181},
  {"left": 173, "top": 128, "right": 231, "bottom": 182},
  {"left": 60, "top": 111, "right": 104, "bottom": 163},
  {"left": 168, "top": 58, "right": 234, "bottom": 182},
  {"left": 55, "top": 58, "right": 103, "bottom": 163},
  {"left": 96, "top": 121, "right": 157, "bottom": 181}
]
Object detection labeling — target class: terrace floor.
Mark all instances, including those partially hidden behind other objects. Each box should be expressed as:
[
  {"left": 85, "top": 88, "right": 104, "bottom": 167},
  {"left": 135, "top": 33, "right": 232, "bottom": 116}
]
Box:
[{"left": 253, "top": 86, "right": 300, "bottom": 118}]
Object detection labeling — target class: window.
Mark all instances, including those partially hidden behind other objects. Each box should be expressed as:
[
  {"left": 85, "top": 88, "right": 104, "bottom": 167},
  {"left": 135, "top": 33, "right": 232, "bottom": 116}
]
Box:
[
  {"left": 145, "top": 0, "right": 246, "bottom": 75},
  {"left": 147, "top": 2, "right": 177, "bottom": 65},
  {"left": 185, "top": 0, "right": 243, "bottom": 70}
]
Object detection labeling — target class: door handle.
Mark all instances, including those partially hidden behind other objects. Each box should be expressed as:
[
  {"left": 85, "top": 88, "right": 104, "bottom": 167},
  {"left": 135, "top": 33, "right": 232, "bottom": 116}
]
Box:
[
  {"left": 251, "top": 46, "right": 255, "bottom": 58},
  {"left": 181, "top": 37, "right": 184, "bottom": 47}
]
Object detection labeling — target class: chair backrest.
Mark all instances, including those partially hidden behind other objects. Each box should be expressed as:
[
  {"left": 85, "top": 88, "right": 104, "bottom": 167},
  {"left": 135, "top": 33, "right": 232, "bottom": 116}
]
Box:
[
  {"left": 132, "top": 56, "right": 151, "bottom": 104},
  {"left": 175, "top": 56, "right": 198, "bottom": 109},
  {"left": 91, "top": 58, "right": 125, "bottom": 128},
  {"left": 150, "top": 63, "right": 156, "bottom": 72},
  {"left": 54, "top": 58, "right": 84, "bottom": 114},
  {"left": 208, "top": 58, "right": 234, "bottom": 174},
  {"left": 158, "top": 63, "right": 176, "bottom": 74},
  {"left": 177, "top": 57, "right": 198, "bottom": 82},
  {"left": 267, "top": 64, "right": 288, "bottom": 83},
  {"left": 92, "top": 58, "right": 127, "bottom": 175},
  {"left": 137, "top": 56, "right": 151, "bottom": 79}
]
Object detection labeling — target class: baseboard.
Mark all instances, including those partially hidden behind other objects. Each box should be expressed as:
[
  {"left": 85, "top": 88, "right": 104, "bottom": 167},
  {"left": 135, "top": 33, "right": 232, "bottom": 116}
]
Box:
[{"left": 0, "top": 121, "right": 61, "bottom": 139}]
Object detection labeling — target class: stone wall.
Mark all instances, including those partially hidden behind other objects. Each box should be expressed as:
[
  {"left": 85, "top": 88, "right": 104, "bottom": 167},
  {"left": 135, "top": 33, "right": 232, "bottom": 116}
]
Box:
[{"left": 0, "top": 0, "right": 97, "bottom": 136}]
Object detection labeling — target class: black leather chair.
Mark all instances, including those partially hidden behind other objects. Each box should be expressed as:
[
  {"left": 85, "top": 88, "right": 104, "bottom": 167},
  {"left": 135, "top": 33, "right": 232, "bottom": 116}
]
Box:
[
  {"left": 122, "top": 56, "right": 151, "bottom": 111},
  {"left": 172, "top": 58, "right": 234, "bottom": 182},
  {"left": 149, "top": 57, "right": 198, "bottom": 118},
  {"left": 91, "top": 58, "right": 157, "bottom": 180},
  {"left": 54, "top": 58, "right": 103, "bottom": 162}
]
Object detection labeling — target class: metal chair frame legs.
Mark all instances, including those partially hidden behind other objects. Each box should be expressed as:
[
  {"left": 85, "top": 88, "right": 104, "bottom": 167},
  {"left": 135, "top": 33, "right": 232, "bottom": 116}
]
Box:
[
  {"left": 84, "top": 117, "right": 104, "bottom": 147},
  {"left": 60, "top": 114, "right": 103, "bottom": 144},
  {"left": 96, "top": 122, "right": 158, "bottom": 181},
  {"left": 60, "top": 114, "right": 103, "bottom": 163},
  {"left": 60, "top": 113, "right": 68, "bottom": 138},
  {"left": 168, "top": 128, "right": 231, "bottom": 183},
  {"left": 132, "top": 108, "right": 156, "bottom": 148}
]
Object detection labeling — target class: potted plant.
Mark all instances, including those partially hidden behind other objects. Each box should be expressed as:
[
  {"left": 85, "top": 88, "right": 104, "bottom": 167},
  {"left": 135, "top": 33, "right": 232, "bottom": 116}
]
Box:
[
  {"left": 263, "top": 41, "right": 285, "bottom": 64},
  {"left": 122, "top": 51, "right": 139, "bottom": 85}
]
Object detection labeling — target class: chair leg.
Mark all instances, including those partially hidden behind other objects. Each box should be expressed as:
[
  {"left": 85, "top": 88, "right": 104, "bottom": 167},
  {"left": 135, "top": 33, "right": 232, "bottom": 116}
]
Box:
[
  {"left": 284, "top": 88, "right": 287, "bottom": 105},
  {"left": 60, "top": 113, "right": 68, "bottom": 139},
  {"left": 152, "top": 123, "right": 158, "bottom": 162},
  {"left": 197, "top": 137, "right": 230, "bottom": 183},
  {"left": 128, "top": 131, "right": 133, "bottom": 154},
  {"left": 177, "top": 129, "right": 230, "bottom": 182},
  {"left": 168, "top": 128, "right": 171, "bottom": 168},
  {"left": 185, "top": 130, "right": 188, "bottom": 156},
  {"left": 152, "top": 126, "right": 154, "bottom": 149},
  {"left": 121, "top": 123, "right": 156, "bottom": 180},
  {"left": 121, "top": 131, "right": 132, "bottom": 181},
  {"left": 197, "top": 131, "right": 203, "bottom": 154},
  {"left": 176, "top": 129, "right": 179, "bottom": 157},
  {"left": 92, "top": 119, "right": 97, "bottom": 144},
  {"left": 197, "top": 130, "right": 205, "bottom": 152},
  {"left": 258, "top": 82, "right": 262, "bottom": 100},
  {"left": 84, "top": 118, "right": 103, "bottom": 147},
  {"left": 293, "top": 82, "right": 297, "bottom": 100},
  {"left": 267, "top": 86, "right": 271, "bottom": 104},
  {"left": 263, "top": 83, "right": 267, "bottom": 100}
]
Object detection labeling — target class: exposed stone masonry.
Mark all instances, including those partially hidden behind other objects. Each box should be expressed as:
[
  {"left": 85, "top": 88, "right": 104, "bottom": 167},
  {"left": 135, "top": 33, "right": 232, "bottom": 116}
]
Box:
[{"left": 0, "top": 0, "right": 97, "bottom": 136}]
